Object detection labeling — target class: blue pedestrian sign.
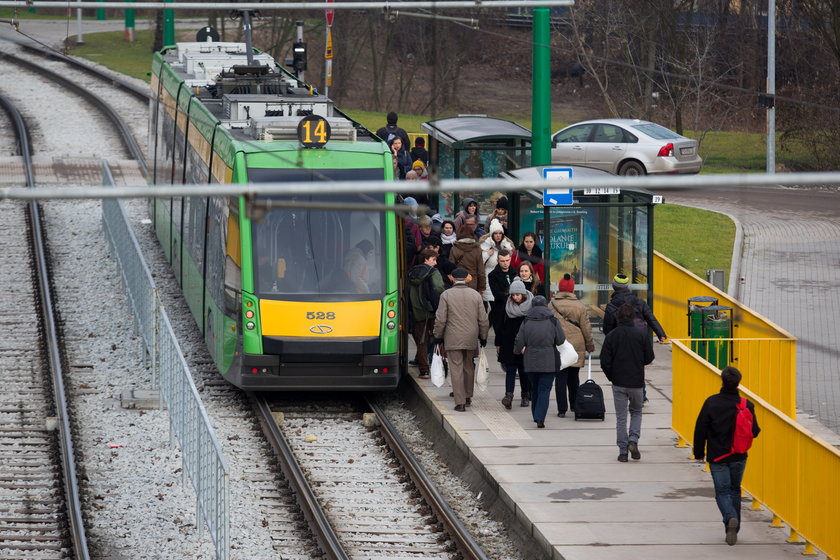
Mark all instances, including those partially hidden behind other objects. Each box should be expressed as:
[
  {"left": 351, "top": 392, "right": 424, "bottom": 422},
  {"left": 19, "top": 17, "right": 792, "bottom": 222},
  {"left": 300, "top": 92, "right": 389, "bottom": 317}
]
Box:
[{"left": 543, "top": 167, "right": 574, "bottom": 206}]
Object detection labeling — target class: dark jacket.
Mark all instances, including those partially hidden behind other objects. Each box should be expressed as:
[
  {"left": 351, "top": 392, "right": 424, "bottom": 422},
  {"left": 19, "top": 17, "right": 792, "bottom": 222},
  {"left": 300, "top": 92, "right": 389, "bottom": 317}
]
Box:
[
  {"left": 449, "top": 238, "right": 486, "bottom": 294},
  {"left": 408, "top": 263, "right": 444, "bottom": 322},
  {"left": 513, "top": 306, "right": 566, "bottom": 373},
  {"left": 603, "top": 288, "right": 666, "bottom": 340},
  {"left": 693, "top": 387, "right": 761, "bottom": 464},
  {"left": 600, "top": 317, "right": 654, "bottom": 388},
  {"left": 488, "top": 266, "right": 517, "bottom": 331},
  {"left": 410, "top": 145, "right": 429, "bottom": 166},
  {"left": 376, "top": 124, "right": 410, "bottom": 152},
  {"left": 496, "top": 312, "right": 525, "bottom": 365}
]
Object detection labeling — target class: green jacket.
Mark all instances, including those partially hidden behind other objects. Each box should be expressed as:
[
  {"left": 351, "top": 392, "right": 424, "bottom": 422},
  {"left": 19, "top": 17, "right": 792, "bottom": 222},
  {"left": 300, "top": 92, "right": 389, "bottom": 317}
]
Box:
[{"left": 408, "top": 263, "right": 444, "bottom": 321}]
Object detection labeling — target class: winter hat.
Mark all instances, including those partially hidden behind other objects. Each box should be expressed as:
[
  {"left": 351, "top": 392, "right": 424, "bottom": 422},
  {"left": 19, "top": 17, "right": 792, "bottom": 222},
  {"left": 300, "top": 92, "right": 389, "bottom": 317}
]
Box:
[
  {"left": 387, "top": 111, "right": 398, "bottom": 125},
  {"left": 558, "top": 273, "right": 575, "bottom": 293},
  {"left": 508, "top": 277, "right": 528, "bottom": 295},
  {"left": 489, "top": 218, "right": 504, "bottom": 234},
  {"left": 532, "top": 295, "right": 547, "bottom": 307},
  {"left": 415, "top": 137, "right": 425, "bottom": 146},
  {"left": 412, "top": 160, "right": 426, "bottom": 170},
  {"left": 495, "top": 196, "right": 509, "bottom": 210},
  {"left": 431, "top": 213, "right": 443, "bottom": 224},
  {"left": 403, "top": 196, "right": 418, "bottom": 208},
  {"left": 451, "top": 267, "right": 469, "bottom": 281},
  {"left": 613, "top": 273, "right": 631, "bottom": 291}
]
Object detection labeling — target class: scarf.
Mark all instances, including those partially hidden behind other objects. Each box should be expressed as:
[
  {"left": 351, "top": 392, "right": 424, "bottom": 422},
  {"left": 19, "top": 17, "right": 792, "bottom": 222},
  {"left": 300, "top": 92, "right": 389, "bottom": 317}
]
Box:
[
  {"left": 506, "top": 291, "right": 534, "bottom": 318},
  {"left": 441, "top": 232, "right": 457, "bottom": 245}
]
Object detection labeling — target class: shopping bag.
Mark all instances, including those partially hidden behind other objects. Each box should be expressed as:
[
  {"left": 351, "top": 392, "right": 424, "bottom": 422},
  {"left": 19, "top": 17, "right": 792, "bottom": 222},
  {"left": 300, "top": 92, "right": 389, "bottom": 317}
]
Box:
[
  {"left": 476, "top": 347, "right": 489, "bottom": 391},
  {"left": 557, "top": 340, "right": 578, "bottom": 370},
  {"left": 430, "top": 345, "right": 446, "bottom": 388}
]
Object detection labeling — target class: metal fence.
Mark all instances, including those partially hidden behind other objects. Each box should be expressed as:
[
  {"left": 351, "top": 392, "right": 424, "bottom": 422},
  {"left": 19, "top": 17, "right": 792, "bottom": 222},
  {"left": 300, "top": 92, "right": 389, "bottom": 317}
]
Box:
[
  {"left": 100, "top": 162, "right": 230, "bottom": 560},
  {"left": 671, "top": 341, "right": 839, "bottom": 559}
]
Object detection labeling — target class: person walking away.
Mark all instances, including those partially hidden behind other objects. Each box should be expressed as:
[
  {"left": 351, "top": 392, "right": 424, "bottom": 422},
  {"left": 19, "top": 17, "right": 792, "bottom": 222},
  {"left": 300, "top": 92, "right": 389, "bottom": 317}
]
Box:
[
  {"left": 408, "top": 249, "right": 445, "bottom": 379},
  {"left": 410, "top": 136, "right": 429, "bottom": 166},
  {"left": 511, "top": 232, "right": 545, "bottom": 284},
  {"left": 514, "top": 295, "right": 565, "bottom": 428},
  {"left": 376, "top": 111, "right": 410, "bottom": 150},
  {"left": 601, "top": 303, "right": 654, "bottom": 462},
  {"left": 488, "top": 249, "right": 517, "bottom": 338},
  {"left": 433, "top": 268, "right": 489, "bottom": 411},
  {"left": 693, "top": 366, "right": 761, "bottom": 546},
  {"left": 449, "top": 225, "right": 486, "bottom": 295},
  {"left": 496, "top": 277, "right": 533, "bottom": 409},
  {"left": 603, "top": 273, "right": 667, "bottom": 342},
  {"left": 549, "top": 273, "right": 595, "bottom": 417},
  {"left": 480, "top": 218, "right": 515, "bottom": 308}
]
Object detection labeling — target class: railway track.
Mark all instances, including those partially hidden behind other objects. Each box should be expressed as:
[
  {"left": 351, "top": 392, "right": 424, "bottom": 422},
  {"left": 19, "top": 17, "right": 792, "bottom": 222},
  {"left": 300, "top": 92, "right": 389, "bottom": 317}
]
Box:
[
  {"left": 0, "top": 94, "right": 88, "bottom": 558},
  {"left": 254, "top": 394, "right": 488, "bottom": 560}
]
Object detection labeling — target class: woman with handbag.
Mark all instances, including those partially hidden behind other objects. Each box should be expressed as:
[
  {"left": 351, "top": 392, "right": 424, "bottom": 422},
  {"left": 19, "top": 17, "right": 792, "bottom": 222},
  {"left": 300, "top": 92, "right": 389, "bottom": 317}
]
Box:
[
  {"left": 513, "top": 295, "right": 566, "bottom": 428},
  {"left": 550, "top": 274, "right": 596, "bottom": 417}
]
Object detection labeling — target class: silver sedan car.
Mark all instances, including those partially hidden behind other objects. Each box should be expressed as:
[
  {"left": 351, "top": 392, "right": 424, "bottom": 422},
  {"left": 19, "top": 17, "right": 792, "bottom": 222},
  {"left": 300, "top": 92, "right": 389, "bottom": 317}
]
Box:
[{"left": 551, "top": 119, "right": 702, "bottom": 175}]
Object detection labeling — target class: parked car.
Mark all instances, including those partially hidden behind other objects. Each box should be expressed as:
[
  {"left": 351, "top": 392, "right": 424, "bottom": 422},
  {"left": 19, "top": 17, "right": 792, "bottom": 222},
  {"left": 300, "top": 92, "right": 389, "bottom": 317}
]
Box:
[{"left": 551, "top": 119, "right": 702, "bottom": 175}]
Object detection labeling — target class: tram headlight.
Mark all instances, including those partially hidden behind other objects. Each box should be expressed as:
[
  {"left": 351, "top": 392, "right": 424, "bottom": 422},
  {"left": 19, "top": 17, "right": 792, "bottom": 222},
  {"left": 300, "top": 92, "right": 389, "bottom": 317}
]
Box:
[
  {"left": 386, "top": 321, "right": 396, "bottom": 330},
  {"left": 246, "top": 321, "right": 255, "bottom": 330}
]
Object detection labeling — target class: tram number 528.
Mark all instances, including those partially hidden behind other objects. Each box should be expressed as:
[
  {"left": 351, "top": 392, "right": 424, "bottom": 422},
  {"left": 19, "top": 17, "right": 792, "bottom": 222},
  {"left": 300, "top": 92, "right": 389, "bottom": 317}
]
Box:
[
  {"left": 306, "top": 311, "right": 336, "bottom": 320},
  {"left": 297, "top": 115, "right": 331, "bottom": 148}
]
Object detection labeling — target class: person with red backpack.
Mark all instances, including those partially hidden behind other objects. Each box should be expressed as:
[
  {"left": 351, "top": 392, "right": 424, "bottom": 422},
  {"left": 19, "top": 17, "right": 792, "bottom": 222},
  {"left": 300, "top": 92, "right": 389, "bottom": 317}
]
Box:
[{"left": 693, "top": 366, "right": 761, "bottom": 546}]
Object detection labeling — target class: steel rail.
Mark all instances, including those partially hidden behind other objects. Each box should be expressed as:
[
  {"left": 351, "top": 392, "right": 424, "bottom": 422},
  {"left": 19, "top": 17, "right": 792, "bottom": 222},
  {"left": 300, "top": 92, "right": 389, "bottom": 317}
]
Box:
[
  {"left": 0, "top": 92, "right": 91, "bottom": 560},
  {"left": 250, "top": 393, "right": 350, "bottom": 560},
  {"left": 0, "top": 0, "right": 575, "bottom": 9},
  {"left": 0, "top": 36, "right": 152, "bottom": 102},
  {"left": 365, "top": 396, "right": 489, "bottom": 560},
  {"left": 0, "top": 49, "right": 149, "bottom": 176},
  {"left": 2, "top": 171, "right": 840, "bottom": 201}
]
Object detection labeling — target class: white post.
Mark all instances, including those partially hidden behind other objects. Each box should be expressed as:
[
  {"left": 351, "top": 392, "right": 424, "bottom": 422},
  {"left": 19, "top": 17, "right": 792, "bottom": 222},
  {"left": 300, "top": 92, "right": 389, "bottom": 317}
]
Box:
[{"left": 76, "top": 0, "right": 84, "bottom": 44}]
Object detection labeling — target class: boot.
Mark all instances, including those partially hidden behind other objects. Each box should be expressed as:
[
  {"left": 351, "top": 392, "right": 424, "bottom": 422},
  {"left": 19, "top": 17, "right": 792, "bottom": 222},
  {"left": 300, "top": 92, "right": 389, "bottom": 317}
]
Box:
[
  {"left": 520, "top": 392, "right": 530, "bottom": 407},
  {"left": 501, "top": 392, "right": 514, "bottom": 410}
]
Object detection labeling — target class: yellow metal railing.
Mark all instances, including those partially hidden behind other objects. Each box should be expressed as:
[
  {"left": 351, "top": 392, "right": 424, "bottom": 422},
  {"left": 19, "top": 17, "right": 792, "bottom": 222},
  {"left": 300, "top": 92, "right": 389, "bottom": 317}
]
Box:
[
  {"left": 671, "top": 341, "right": 840, "bottom": 559},
  {"left": 653, "top": 251, "right": 797, "bottom": 417}
]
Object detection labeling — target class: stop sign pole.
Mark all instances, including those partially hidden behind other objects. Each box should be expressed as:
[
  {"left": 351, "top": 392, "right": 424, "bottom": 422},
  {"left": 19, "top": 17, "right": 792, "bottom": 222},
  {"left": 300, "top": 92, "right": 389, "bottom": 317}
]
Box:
[{"left": 324, "top": 0, "right": 334, "bottom": 98}]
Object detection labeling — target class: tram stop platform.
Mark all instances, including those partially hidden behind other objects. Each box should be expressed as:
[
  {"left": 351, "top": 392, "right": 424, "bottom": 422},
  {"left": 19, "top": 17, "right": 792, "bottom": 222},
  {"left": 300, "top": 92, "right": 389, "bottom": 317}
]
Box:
[{"left": 406, "top": 341, "right": 818, "bottom": 560}]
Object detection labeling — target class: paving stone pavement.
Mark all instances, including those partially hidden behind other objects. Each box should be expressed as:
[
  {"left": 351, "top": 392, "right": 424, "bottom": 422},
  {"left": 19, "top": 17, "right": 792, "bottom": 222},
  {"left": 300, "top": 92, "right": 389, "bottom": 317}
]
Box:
[{"left": 666, "top": 189, "right": 840, "bottom": 434}]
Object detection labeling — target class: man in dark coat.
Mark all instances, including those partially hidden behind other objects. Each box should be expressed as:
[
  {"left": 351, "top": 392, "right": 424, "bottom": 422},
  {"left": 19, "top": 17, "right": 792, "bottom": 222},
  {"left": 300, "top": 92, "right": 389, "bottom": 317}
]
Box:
[
  {"left": 408, "top": 249, "right": 445, "bottom": 379},
  {"left": 488, "top": 249, "right": 517, "bottom": 336},
  {"left": 603, "top": 273, "right": 667, "bottom": 342},
  {"left": 693, "top": 366, "right": 761, "bottom": 546},
  {"left": 601, "top": 303, "right": 655, "bottom": 462}
]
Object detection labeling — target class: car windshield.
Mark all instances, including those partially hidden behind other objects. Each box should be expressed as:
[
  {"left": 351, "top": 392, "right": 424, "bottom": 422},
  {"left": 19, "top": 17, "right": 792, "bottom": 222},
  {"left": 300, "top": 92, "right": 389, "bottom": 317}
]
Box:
[{"left": 631, "top": 123, "right": 681, "bottom": 140}]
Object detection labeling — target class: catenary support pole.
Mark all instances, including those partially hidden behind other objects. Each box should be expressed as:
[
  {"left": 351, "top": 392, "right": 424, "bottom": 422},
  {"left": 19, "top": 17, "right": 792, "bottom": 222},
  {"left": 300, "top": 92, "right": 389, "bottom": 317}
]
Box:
[
  {"left": 530, "top": 7, "right": 551, "bottom": 167},
  {"left": 766, "top": 0, "right": 776, "bottom": 174}
]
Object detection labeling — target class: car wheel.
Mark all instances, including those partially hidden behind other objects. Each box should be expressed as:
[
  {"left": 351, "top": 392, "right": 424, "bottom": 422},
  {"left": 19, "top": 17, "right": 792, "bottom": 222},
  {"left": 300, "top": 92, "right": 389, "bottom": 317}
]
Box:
[{"left": 619, "top": 161, "right": 646, "bottom": 176}]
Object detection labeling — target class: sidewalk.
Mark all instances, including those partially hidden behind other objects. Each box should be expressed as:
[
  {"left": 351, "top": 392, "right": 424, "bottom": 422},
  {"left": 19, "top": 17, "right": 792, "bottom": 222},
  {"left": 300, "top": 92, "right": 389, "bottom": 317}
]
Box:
[{"left": 409, "top": 342, "right": 821, "bottom": 560}]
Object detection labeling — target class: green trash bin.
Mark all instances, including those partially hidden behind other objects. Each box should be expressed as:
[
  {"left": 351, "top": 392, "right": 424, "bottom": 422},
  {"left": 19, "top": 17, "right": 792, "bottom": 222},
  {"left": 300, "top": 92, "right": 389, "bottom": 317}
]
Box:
[
  {"left": 702, "top": 306, "right": 732, "bottom": 368},
  {"left": 687, "top": 296, "right": 718, "bottom": 358}
]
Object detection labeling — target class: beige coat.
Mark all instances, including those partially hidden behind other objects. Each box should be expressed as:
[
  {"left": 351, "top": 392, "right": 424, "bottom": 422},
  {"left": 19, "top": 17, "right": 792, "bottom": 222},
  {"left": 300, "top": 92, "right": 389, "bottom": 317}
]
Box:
[
  {"left": 433, "top": 283, "right": 490, "bottom": 350},
  {"left": 549, "top": 292, "right": 595, "bottom": 368}
]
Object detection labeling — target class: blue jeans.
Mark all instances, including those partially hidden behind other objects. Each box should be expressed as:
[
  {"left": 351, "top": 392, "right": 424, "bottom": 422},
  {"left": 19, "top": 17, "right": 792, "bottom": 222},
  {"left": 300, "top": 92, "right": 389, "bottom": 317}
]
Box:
[
  {"left": 528, "top": 372, "right": 556, "bottom": 422},
  {"left": 612, "top": 385, "right": 644, "bottom": 452},
  {"left": 709, "top": 459, "right": 747, "bottom": 527},
  {"left": 504, "top": 362, "right": 531, "bottom": 395}
]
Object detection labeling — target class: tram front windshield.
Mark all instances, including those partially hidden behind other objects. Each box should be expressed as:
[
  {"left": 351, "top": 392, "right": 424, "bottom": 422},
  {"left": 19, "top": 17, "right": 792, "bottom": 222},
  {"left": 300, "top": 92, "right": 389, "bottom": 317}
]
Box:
[{"left": 248, "top": 169, "right": 386, "bottom": 301}]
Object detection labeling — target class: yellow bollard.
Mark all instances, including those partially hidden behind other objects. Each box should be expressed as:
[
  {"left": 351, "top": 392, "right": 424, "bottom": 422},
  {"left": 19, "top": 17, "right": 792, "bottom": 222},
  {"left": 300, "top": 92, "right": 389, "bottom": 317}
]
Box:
[
  {"left": 675, "top": 436, "right": 689, "bottom": 448},
  {"left": 751, "top": 497, "right": 763, "bottom": 510},
  {"left": 770, "top": 514, "right": 784, "bottom": 528},
  {"left": 801, "top": 542, "right": 818, "bottom": 556},
  {"left": 787, "top": 528, "right": 804, "bottom": 543},
  {"left": 702, "top": 462, "right": 709, "bottom": 472}
]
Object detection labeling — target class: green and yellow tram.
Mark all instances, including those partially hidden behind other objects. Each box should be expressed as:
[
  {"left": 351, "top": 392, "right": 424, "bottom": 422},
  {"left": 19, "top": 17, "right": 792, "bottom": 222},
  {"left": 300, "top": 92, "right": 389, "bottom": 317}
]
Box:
[{"left": 149, "top": 40, "right": 401, "bottom": 390}]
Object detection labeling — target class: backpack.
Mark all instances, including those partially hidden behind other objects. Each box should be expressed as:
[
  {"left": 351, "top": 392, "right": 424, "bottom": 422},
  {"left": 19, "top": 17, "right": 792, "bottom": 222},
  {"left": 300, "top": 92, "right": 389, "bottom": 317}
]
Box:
[
  {"left": 714, "top": 397, "right": 755, "bottom": 461},
  {"left": 419, "top": 272, "right": 440, "bottom": 312}
]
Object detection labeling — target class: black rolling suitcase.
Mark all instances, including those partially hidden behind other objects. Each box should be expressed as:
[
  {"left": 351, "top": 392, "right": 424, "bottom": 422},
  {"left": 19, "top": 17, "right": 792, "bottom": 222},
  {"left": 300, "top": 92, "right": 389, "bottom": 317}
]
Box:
[{"left": 575, "top": 355, "right": 606, "bottom": 421}]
